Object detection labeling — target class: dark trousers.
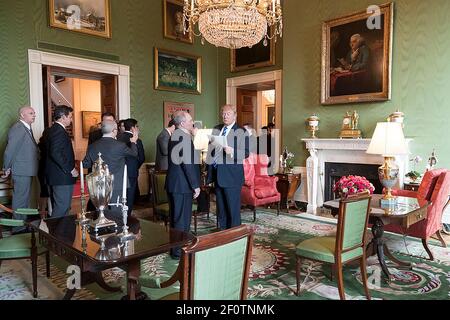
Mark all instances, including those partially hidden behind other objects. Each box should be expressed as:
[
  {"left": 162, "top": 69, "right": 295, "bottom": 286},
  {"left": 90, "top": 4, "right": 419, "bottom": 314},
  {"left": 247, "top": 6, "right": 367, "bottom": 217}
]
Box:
[
  {"left": 126, "top": 177, "right": 138, "bottom": 217},
  {"left": 215, "top": 186, "right": 242, "bottom": 230},
  {"left": 168, "top": 192, "right": 193, "bottom": 257},
  {"left": 49, "top": 184, "right": 74, "bottom": 218}
]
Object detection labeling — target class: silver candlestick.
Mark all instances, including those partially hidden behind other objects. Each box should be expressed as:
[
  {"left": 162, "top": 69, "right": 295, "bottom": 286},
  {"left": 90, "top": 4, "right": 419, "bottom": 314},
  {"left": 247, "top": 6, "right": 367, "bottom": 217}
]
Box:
[
  {"left": 76, "top": 190, "right": 90, "bottom": 225},
  {"left": 110, "top": 195, "right": 135, "bottom": 242}
]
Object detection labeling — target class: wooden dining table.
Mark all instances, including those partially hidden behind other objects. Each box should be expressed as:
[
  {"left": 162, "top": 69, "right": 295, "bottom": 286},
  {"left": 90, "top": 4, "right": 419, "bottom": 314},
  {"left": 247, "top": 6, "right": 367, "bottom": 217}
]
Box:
[{"left": 27, "top": 211, "right": 195, "bottom": 300}]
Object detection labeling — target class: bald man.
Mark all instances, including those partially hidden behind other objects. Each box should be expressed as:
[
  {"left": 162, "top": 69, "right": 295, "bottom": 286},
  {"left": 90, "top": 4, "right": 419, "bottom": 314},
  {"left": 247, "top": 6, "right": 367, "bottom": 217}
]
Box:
[{"left": 2, "top": 106, "right": 39, "bottom": 232}]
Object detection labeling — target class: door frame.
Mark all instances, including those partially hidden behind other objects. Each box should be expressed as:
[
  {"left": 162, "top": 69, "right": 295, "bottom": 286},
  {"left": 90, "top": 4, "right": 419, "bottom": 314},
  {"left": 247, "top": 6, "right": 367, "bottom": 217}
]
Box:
[
  {"left": 226, "top": 70, "right": 282, "bottom": 172},
  {"left": 28, "top": 49, "right": 130, "bottom": 139}
]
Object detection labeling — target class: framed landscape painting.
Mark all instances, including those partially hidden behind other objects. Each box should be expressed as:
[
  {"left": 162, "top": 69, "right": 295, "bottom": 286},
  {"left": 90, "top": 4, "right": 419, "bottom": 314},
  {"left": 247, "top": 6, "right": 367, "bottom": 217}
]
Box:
[
  {"left": 155, "top": 48, "right": 202, "bottom": 94},
  {"left": 231, "top": 34, "right": 275, "bottom": 72},
  {"left": 49, "top": 0, "right": 111, "bottom": 38},
  {"left": 163, "top": 0, "right": 193, "bottom": 44},
  {"left": 321, "top": 3, "right": 393, "bottom": 105},
  {"left": 163, "top": 102, "right": 195, "bottom": 127}
]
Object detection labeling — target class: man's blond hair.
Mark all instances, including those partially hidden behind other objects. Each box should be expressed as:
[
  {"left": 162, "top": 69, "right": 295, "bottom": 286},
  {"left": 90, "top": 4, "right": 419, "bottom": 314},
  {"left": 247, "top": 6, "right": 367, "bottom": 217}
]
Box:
[{"left": 221, "top": 104, "right": 237, "bottom": 114}]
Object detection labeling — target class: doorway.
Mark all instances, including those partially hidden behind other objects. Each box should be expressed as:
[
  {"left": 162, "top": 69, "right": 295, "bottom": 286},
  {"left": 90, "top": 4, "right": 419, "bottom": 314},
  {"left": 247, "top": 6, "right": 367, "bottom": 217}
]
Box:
[
  {"left": 227, "top": 70, "right": 282, "bottom": 172},
  {"left": 42, "top": 66, "right": 118, "bottom": 160},
  {"left": 28, "top": 49, "right": 131, "bottom": 145}
]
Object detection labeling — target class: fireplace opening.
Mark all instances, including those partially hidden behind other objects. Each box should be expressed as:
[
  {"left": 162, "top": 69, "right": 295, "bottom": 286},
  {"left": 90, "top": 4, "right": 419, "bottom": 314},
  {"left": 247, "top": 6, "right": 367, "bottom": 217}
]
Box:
[{"left": 324, "top": 162, "right": 382, "bottom": 201}]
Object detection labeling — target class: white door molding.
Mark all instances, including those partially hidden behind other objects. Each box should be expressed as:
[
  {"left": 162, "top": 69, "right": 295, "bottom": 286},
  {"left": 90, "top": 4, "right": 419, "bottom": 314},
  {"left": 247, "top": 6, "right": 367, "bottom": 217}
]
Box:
[{"left": 28, "top": 49, "right": 130, "bottom": 139}]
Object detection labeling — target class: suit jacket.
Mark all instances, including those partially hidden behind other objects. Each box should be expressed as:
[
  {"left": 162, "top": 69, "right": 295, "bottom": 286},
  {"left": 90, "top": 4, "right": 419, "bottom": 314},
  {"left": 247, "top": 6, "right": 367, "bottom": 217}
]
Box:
[
  {"left": 117, "top": 132, "right": 145, "bottom": 178},
  {"left": 3, "top": 121, "right": 39, "bottom": 176},
  {"left": 165, "top": 129, "right": 200, "bottom": 194},
  {"left": 45, "top": 123, "right": 76, "bottom": 186},
  {"left": 206, "top": 123, "right": 249, "bottom": 188},
  {"left": 83, "top": 137, "right": 138, "bottom": 194},
  {"left": 155, "top": 128, "right": 170, "bottom": 171}
]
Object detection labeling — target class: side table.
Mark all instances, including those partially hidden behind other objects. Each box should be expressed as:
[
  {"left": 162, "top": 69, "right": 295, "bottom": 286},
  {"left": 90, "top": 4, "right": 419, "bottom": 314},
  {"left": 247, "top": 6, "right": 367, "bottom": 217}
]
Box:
[
  {"left": 403, "top": 182, "right": 420, "bottom": 192},
  {"left": 275, "top": 173, "right": 301, "bottom": 213}
]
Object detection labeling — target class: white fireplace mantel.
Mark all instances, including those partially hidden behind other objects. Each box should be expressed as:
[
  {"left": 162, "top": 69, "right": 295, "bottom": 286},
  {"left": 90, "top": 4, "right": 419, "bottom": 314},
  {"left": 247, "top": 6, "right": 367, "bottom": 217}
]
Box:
[{"left": 302, "top": 138, "right": 413, "bottom": 214}]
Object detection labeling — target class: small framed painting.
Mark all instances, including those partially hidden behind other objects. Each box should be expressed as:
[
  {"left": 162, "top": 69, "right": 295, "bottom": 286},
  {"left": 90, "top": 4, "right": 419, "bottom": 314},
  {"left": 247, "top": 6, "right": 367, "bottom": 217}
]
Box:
[
  {"left": 82, "top": 111, "right": 101, "bottom": 138},
  {"left": 163, "top": 101, "right": 195, "bottom": 127},
  {"left": 49, "top": 0, "right": 112, "bottom": 39},
  {"left": 163, "top": 0, "right": 193, "bottom": 44}
]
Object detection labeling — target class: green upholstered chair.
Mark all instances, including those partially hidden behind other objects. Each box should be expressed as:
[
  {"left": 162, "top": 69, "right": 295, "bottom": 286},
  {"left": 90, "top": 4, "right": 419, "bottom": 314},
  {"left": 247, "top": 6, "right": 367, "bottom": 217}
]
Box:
[
  {"left": 139, "top": 225, "right": 254, "bottom": 300},
  {"left": 0, "top": 204, "right": 50, "bottom": 298},
  {"left": 295, "top": 192, "right": 372, "bottom": 300},
  {"left": 150, "top": 170, "right": 170, "bottom": 226}
]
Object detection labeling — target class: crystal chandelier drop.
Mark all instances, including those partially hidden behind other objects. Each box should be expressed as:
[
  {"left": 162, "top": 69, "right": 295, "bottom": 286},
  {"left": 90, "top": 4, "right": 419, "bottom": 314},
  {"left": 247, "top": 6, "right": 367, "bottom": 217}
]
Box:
[{"left": 183, "top": 0, "right": 283, "bottom": 49}]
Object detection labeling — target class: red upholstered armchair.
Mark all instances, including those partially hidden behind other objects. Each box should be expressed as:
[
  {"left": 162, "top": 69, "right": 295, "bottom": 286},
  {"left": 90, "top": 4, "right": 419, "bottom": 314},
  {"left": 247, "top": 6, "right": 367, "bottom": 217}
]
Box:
[
  {"left": 386, "top": 169, "right": 450, "bottom": 260},
  {"left": 241, "top": 153, "right": 281, "bottom": 222}
]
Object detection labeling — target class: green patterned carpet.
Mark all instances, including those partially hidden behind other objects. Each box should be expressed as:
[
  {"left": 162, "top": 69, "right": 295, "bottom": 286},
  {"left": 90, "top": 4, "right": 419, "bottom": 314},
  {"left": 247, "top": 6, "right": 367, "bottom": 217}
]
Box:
[{"left": 1, "top": 210, "right": 450, "bottom": 300}]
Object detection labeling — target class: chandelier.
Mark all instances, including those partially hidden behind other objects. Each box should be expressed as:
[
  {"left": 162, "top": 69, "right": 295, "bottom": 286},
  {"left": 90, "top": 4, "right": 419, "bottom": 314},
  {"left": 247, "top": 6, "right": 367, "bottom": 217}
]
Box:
[{"left": 183, "top": 0, "right": 283, "bottom": 49}]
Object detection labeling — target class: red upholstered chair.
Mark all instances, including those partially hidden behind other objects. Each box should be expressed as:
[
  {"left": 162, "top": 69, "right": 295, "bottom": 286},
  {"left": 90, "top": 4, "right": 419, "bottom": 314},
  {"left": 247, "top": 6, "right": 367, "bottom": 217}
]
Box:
[
  {"left": 387, "top": 169, "right": 450, "bottom": 260},
  {"left": 241, "top": 153, "right": 281, "bottom": 222}
]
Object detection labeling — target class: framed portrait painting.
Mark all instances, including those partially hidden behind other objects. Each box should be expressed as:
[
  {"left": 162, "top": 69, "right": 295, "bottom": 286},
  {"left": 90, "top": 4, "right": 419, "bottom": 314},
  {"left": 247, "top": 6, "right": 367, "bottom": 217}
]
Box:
[
  {"left": 163, "top": 102, "right": 195, "bottom": 127},
  {"left": 231, "top": 34, "right": 275, "bottom": 72},
  {"left": 155, "top": 48, "right": 202, "bottom": 94},
  {"left": 82, "top": 111, "right": 101, "bottom": 138},
  {"left": 49, "top": 0, "right": 112, "bottom": 38},
  {"left": 163, "top": 0, "right": 193, "bottom": 44},
  {"left": 321, "top": 3, "right": 393, "bottom": 105}
]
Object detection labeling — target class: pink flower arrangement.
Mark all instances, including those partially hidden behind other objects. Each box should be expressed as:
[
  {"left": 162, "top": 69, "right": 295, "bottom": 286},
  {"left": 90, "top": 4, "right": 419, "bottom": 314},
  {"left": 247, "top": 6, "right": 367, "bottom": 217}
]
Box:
[{"left": 333, "top": 175, "right": 375, "bottom": 198}]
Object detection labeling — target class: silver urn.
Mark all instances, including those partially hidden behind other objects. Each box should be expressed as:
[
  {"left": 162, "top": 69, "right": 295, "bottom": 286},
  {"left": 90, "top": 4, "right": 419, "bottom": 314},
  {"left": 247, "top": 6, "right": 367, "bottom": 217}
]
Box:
[{"left": 86, "top": 153, "right": 117, "bottom": 232}]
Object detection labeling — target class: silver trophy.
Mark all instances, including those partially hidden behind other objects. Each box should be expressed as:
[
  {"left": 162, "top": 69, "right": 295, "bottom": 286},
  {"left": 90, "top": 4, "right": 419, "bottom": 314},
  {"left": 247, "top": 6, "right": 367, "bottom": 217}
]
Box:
[{"left": 86, "top": 153, "right": 117, "bottom": 232}]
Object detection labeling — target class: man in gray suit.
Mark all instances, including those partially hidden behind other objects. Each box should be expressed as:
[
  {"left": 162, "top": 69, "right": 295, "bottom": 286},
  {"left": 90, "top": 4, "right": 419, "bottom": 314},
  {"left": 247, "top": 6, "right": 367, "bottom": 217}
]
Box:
[
  {"left": 83, "top": 120, "right": 139, "bottom": 218},
  {"left": 155, "top": 119, "right": 175, "bottom": 171},
  {"left": 2, "top": 106, "right": 39, "bottom": 230}
]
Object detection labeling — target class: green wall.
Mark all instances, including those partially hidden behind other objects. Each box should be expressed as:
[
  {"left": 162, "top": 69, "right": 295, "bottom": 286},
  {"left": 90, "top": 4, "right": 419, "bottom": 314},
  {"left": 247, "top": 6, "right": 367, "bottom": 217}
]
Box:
[
  {"left": 0, "top": 0, "right": 219, "bottom": 165},
  {"left": 2, "top": 0, "right": 450, "bottom": 172},
  {"left": 282, "top": 0, "right": 450, "bottom": 170}
]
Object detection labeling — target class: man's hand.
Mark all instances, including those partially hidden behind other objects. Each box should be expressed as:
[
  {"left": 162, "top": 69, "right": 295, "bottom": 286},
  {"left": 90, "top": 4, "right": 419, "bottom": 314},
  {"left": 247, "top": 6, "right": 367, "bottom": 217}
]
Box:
[
  {"left": 224, "top": 146, "right": 234, "bottom": 155},
  {"left": 193, "top": 188, "right": 200, "bottom": 199},
  {"left": 71, "top": 168, "right": 79, "bottom": 178},
  {"left": 1, "top": 168, "right": 11, "bottom": 179},
  {"left": 130, "top": 128, "right": 139, "bottom": 144}
]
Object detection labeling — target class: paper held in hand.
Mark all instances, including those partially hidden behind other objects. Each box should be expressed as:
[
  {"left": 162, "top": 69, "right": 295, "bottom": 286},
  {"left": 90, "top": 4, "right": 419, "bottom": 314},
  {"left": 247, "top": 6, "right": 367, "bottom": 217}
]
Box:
[{"left": 208, "top": 135, "right": 227, "bottom": 148}]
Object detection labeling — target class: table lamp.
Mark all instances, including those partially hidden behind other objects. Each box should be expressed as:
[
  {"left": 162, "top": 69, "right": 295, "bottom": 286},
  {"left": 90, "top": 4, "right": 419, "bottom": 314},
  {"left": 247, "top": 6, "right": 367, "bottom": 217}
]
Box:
[
  {"left": 366, "top": 122, "right": 408, "bottom": 206},
  {"left": 193, "top": 128, "right": 213, "bottom": 162}
]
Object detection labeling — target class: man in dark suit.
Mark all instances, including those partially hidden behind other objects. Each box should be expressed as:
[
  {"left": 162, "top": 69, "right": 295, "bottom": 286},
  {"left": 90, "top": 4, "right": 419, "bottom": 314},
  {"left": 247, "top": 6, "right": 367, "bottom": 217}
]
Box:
[
  {"left": 155, "top": 119, "right": 176, "bottom": 171},
  {"left": 207, "top": 105, "right": 249, "bottom": 230},
  {"left": 2, "top": 106, "right": 39, "bottom": 231},
  {"left": 117, "top": 118, "right": 145, "bottom": 216},
  {"left": 83, "top": 120, "right": 138, "bottom": 218},
  {"left": 88, "top": 112, "right": 115, "bottom": 145},
  {"left": 45, "top": 105, "right": 78, "bottom": 218},
  {"left": 166, "top": 111, "right": 200, "bottom": 259}
]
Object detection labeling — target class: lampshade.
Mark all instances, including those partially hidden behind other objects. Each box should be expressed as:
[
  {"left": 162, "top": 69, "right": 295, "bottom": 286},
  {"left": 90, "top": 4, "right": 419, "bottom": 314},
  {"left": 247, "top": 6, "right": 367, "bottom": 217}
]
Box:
[
  {"left": 193, "top": 128, "right": 213, "bottom": 151},
  {"left": 366, "top": 122, "right": 408, "bottom": 156}
]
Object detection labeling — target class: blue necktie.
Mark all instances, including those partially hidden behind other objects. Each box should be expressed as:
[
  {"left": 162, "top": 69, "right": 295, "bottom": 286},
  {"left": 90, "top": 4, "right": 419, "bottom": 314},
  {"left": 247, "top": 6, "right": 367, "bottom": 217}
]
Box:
[{"left": 213, "top": 126, "right": 228, "bottom": 168}]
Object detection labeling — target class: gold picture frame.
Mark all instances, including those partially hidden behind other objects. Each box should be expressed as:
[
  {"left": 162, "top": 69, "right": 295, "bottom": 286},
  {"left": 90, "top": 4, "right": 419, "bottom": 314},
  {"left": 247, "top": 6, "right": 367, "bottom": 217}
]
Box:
[
  {"left": 231, "top": 33, "right": 276, "bottom": 72},
  {"left": 155, "top": 48, "right": 202, "bottom": 95},
  {"left": 163, "top": 0, "right": 193, "bottom": 44},
  {"left": 82, "top": 111, "right": 101, "bottom": 138},
  {"left": 321, "top": 3, "right": 393, "bottom": 105},
  {"left": 49, "top": 0, "right": 112, "bottom": 39}
]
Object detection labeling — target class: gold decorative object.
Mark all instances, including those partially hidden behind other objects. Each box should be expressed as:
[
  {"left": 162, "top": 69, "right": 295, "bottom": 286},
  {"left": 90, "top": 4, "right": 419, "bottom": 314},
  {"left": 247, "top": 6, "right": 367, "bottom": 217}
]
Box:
[
  {"left": 339, "top": 110, "right": 362, "bottom": 139},
  {"left": 306, "top": 115, "right": 320, "bottom": 138},
  {"left": 387, "top": 110, "right": 405, "bottom": 128},
  {"left": 183, "top": 0, "right": 282, "bottom": 49}
]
